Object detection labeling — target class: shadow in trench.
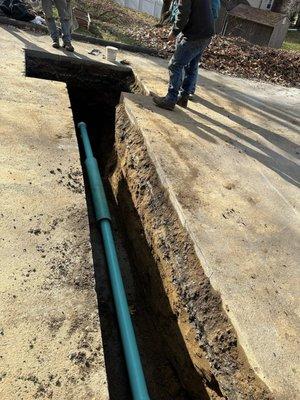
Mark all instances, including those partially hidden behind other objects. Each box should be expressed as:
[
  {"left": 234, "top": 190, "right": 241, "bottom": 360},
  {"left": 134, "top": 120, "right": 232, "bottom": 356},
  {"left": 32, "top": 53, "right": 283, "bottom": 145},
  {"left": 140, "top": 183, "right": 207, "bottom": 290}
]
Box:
[
  {"left": 67, "top": 83, "right": 132, "bottom": 400},
  {"left": 81, "top": 173, "right": 132, "bottom": 400},
  {"left": 111, "top": 170, "right": 223, "bottom": 400}
]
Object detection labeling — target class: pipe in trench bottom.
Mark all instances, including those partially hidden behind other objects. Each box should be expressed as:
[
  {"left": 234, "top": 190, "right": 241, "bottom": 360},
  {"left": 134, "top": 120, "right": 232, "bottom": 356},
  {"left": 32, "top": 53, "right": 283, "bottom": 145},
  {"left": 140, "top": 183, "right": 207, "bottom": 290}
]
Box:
[{"left": 78, "top": 122, "right": 151, "bottom": 400}]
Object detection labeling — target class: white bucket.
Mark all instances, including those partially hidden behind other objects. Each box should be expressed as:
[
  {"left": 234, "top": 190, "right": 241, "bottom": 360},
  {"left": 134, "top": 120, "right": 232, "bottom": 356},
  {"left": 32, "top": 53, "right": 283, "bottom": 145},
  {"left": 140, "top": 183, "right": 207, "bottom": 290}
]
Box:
[{"left": 106, "top": 46, "right": 118, "bottom": 62}]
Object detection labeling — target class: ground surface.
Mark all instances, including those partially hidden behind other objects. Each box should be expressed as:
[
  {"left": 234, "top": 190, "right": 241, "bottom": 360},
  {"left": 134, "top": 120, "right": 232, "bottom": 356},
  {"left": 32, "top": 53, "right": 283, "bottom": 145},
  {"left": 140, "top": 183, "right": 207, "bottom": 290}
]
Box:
[
  {"left": 0, "top": 25, "right": 108, "bottom": 400},
  {"left": 0, "top": 23, "right": 299, "bottom": 400}
]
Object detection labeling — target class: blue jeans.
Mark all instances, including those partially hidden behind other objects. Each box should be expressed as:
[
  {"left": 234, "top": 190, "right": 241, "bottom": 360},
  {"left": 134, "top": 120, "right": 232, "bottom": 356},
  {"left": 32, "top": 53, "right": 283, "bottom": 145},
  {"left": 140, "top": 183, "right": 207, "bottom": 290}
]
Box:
[
  {"left": 167, "top": 36, "right": 211, "bottom": 103},
  {"left": 42, "top": 0, "right": 72, "bottom": 43}
]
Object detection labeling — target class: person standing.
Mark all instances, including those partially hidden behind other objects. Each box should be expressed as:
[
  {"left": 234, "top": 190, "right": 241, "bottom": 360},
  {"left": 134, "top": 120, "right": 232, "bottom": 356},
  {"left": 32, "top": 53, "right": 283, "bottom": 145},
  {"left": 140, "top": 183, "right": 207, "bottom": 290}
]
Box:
[
  {"left": 42, "top": 0, "right": 74, "bottom": 51},
  {"left": 153, "top": 0, "right": 214, "bottom": 110}
]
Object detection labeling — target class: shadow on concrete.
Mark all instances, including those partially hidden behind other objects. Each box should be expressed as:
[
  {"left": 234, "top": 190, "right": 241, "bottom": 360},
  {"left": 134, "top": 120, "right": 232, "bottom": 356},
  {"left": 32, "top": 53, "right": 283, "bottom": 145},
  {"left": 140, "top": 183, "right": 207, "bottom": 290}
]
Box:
[
  {"left": 194, "top": 96, "right": 299, "bottom": 157},
  {"left": 5, "top": 26, "right": 48, "bottom": 53},
  {"left": 187, "top": 104, "right": 300, "bottom": 188},
  {"left": 3, "top": 25, "right": 92, "bottom": 61},
  {"left": 200, "top": 76, "right": 300, "bottom": 132},
  {"left": 149, "top": 76, "right": 299, "bottom": 188}
]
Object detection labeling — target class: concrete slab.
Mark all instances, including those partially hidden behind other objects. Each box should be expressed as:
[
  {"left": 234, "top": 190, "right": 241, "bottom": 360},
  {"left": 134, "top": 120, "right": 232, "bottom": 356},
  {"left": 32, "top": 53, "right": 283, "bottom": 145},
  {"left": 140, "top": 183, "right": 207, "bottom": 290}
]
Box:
[
  {"left": 0, "top": 26, "right": 108, "bottom": 400},
  {"left": 0, "top": 22, "right": 299, "bottom": 400}
]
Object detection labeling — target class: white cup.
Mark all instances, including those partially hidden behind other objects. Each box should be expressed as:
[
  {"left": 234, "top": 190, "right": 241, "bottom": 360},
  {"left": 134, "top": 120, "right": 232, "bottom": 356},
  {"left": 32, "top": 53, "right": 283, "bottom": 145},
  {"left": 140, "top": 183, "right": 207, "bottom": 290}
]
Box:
[{"left": 106, "top": 46, "right": 118, "bottom": 62}]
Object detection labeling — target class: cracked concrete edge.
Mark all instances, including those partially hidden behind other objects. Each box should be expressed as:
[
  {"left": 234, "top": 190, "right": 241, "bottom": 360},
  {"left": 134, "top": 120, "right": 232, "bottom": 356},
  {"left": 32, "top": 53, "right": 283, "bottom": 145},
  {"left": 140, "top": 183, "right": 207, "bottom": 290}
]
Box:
[{"left": 114, "top": 95, "right": 276, "bottom": 400}]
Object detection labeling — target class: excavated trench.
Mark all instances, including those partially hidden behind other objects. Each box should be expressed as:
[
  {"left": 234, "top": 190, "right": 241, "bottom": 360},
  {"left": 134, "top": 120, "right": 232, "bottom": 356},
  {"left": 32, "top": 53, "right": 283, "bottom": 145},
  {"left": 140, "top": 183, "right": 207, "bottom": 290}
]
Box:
[
  {"left": 25, "top": 49, "right": 275, "bottom": 400},
  {"left": 25, "top": 49, "right": 205, "bottom": 400}
]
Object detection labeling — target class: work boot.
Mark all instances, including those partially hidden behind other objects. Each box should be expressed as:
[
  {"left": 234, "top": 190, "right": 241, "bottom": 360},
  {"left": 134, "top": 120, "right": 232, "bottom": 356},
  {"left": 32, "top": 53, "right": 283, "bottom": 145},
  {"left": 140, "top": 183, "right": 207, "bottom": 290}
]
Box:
[
  {"left": 52, "top": 39, "right": 60, "bottom": 49},
  {"left": 177, "top": 93, "right": 189, "bottom": 108},
  {"left": 63, "top": 42, "right": 74, "bottom": 52},
  {"left": 153, "top": 96, "right": 176, "bottom": 111}
]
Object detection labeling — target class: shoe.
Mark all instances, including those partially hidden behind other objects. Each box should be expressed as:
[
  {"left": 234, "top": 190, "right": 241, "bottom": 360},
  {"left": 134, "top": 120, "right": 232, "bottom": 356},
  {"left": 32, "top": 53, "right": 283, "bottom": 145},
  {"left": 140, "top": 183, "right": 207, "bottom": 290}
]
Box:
[
  {"left": 63, "top": 42, "right": 74, "bottom": 52},
  {"left": 52, "top": 40, "right": 60, "bottom": 49},
  {"left": 189, "top": 94, "right": 195, "bottom": 101},
  {"left": 177, "top": 93, "right": 189, "bottom": 108},
  {"left": 153, "top": 96, "right": 176, "bottom": 111}
]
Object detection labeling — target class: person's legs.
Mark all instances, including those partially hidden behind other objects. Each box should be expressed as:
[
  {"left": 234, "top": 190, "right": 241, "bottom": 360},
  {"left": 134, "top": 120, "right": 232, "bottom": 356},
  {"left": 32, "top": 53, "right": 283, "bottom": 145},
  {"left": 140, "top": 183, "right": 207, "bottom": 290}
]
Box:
[
  {"left": 154, "top": 36, "right": 211, "bottom": 110},
  {"left": 41, "top": 0, "right": 59, "bottom": 43},
  {"left": 54, "top": 0, "right": 72, "bottom": 46},
  {"left": 166, "top": 36, "right": 203, "bottom": 104},
  {"left": 181, "top": 37, "right": 211, "bottom": 96}
]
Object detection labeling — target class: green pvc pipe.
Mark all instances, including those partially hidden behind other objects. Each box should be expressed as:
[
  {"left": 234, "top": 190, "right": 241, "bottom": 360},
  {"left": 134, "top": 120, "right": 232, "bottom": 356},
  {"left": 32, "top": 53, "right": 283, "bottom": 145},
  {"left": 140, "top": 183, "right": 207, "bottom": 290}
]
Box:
[{"left": 78, "top": 121, "right": 150, "bottom": 400}]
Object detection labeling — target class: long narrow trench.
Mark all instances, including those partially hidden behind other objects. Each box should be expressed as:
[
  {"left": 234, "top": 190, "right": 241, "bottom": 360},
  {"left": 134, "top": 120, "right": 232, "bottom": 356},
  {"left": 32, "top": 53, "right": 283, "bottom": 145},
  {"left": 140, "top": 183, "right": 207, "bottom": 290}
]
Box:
[{"left": 25, "top": 50, "right": 196, "bottom": 400}]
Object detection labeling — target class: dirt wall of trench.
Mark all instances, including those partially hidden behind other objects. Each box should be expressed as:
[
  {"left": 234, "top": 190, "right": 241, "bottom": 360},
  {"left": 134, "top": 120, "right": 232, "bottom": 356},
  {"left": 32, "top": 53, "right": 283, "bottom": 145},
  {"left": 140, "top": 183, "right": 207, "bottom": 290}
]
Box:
[{"left": 108, "top": 102, "right": 275, "bottom": 400}]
